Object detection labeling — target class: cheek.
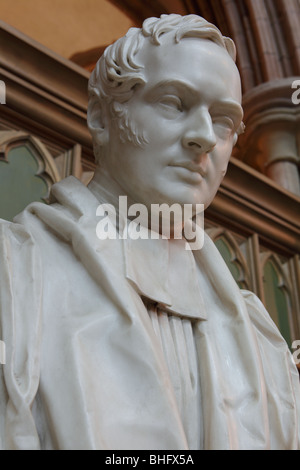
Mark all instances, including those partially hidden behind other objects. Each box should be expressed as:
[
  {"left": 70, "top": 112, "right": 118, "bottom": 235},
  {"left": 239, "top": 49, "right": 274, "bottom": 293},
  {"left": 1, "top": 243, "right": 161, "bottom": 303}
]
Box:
[{"left": 213, "top": 139, "right": 233, "bottom": 172}]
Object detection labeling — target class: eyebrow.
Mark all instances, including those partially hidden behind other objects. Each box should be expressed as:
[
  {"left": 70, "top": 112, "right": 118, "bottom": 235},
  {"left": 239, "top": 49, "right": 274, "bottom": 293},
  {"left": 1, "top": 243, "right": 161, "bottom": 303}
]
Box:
[
  {"left": 146, "top": 79, "right": 196, "bottom": 97},
  {"left": 210, "top": 100, "right": 244, "bottom": 120},
  {"left": 146, "top": 79, "right": 243, "bottom": 118}
]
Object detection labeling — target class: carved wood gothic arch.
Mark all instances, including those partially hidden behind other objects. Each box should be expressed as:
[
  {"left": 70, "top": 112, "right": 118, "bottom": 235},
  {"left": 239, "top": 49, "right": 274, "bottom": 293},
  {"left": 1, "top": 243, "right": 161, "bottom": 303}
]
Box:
[
  {"left": 206, "top": 227, "right": 251, "bottom": 290},
  {"left": 260, "top": 251, "right": 295, "bottom": 345},
  {"left": 0, "top": 131, "right": 61, "bottom": 191},
  {"left": 260, "top": 251, "right": 293, "bottom": 300},
  {"left": 0, "top": 131, "right": 61, "bottom": 221}
]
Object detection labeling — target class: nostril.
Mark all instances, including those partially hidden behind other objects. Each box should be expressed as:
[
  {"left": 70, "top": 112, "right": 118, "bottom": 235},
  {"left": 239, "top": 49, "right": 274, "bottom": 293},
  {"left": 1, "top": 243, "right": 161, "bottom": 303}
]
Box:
[{"left": 188, "top": 141, "right": 201, "bottom": 148}]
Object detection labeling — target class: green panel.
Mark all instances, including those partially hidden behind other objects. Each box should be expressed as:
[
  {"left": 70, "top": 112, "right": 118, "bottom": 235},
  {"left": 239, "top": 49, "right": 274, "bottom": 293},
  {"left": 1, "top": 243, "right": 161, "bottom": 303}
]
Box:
[
  {"left": 263, "top": 260, "right": 292, "bottom": 347},
  {"left": 215, "top": 237, "right": 243, "bottom": 288},
  {"left": 0, "top": 145, "right": 48, "bottom": 221}
]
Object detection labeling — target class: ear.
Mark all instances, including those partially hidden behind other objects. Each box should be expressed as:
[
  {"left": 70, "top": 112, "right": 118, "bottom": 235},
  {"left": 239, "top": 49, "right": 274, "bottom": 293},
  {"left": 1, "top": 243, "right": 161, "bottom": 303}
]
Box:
[
  {"left": 232, "top": 121, "right": 245, "bottom": 147},
  {"left": 232, "top": 132, "right": 238, "bottom": 147},
  {"left": 87, "top": 96, "right": 109, "bottom": 147}
]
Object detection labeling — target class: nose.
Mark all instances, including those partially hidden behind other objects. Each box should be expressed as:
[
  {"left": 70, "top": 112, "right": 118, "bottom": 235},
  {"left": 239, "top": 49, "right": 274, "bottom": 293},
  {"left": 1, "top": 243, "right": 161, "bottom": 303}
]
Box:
[{"left": 182, "top": 107, "right": 217, "bottom": 154}]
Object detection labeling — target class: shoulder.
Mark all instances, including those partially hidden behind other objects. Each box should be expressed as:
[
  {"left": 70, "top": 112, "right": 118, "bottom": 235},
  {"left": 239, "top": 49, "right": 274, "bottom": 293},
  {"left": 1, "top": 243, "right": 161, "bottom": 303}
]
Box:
[
  {"left": 241, "top": 289, "right": 300, "bottom": 386},
  {"left": 241, "top": 289, "right": 300, "bottom": 448},
  {"left": 241, "top": 289, "right": 288, "bottom": 347}
]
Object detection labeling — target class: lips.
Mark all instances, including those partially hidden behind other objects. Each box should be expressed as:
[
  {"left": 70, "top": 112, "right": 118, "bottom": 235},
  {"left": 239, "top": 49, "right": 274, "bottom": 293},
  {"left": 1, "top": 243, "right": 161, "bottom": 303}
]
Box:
[{"left": 170, "top": 162, "right": 206, "bottom": 177}]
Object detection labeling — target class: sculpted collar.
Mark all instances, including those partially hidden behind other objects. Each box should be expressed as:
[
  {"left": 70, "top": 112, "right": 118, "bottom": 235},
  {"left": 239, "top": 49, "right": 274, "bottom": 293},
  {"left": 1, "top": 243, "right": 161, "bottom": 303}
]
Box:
[
  {"left": 124, "top": 229, "right": 207, "bottom": 320},
  {"left": 88, "top": 177, "right": 207, "bottom": 321}
]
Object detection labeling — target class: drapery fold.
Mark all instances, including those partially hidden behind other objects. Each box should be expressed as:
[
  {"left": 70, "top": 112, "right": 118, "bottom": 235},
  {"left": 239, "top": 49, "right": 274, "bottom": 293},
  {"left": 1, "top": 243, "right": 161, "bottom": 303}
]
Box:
[{"left": 0, "top": 223, "right": 42, "bottom": 450}]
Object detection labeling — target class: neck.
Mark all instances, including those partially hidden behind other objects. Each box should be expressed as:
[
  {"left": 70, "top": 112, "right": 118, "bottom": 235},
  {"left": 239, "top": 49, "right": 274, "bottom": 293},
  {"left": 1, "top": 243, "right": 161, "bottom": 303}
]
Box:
[
  {"left": 88, "top": 166, "right": 186, "bottom": 238},
  {"left": 88, "top": 167, "right": 127, "bottom": 205}
]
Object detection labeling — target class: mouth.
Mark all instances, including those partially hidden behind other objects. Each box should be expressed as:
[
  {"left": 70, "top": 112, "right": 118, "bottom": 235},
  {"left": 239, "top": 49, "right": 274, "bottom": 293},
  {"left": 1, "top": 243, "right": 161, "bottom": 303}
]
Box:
[{"left": 170, "top": 162, "right": 206, "bottom": 177}]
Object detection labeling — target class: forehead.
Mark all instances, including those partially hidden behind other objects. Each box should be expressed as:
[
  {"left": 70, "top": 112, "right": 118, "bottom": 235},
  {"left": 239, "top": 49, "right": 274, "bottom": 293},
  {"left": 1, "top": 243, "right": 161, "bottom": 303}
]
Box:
[{"left": 136, "top": 37, "right": 242, "bottom": 105}]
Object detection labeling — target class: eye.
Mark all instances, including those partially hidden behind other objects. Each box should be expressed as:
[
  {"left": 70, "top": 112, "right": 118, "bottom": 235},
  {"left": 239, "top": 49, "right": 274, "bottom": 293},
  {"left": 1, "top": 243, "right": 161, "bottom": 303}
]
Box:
[
  {"left": 212, "top": 115, "right": 236, "bottom": 139},
  {"left": 212, "top": 115, "right": 235, "bottom": 130},
  {"left": 159, "top": 95, "right": 183, "bottom": 113}
]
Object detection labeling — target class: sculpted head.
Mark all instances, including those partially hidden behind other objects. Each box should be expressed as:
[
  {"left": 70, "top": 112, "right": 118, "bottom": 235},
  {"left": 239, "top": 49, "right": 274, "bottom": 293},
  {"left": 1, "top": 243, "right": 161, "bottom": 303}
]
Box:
[{"left": 87, "top": 14, "right": 244, "bottom": 210}]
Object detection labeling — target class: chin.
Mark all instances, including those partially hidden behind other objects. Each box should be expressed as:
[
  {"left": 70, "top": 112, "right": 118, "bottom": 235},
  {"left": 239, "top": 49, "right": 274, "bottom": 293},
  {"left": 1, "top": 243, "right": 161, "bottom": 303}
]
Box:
[{"left": 182, "top": 192, "right": 214, "bottom": 208}]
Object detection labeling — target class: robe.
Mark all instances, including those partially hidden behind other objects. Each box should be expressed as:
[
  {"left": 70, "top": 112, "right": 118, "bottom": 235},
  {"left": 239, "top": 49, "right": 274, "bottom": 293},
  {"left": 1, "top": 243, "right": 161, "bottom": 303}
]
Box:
[{"left": 0, "top": 176, "right": 299, "bottom": 450}]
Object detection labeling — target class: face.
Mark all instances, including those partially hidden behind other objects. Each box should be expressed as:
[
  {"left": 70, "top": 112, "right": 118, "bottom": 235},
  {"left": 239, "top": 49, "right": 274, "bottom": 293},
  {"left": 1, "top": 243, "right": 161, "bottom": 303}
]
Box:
[{"left": 102, "top": 37, "right": 243, "bottom": 211}]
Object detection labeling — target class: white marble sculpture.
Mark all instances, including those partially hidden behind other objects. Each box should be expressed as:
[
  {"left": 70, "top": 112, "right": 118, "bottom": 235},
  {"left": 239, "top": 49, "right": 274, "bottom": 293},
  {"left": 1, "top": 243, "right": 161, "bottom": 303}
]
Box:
[{"left": 0, "top": 14, "right": 299, "bottom": 450}]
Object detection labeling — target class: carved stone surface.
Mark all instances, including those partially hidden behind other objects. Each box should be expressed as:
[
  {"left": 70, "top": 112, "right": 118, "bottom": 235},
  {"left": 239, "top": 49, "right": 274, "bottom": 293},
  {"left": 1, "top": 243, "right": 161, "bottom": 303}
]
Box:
[{"left": 0, "top": 14, "right": 299, "bottom": 450}]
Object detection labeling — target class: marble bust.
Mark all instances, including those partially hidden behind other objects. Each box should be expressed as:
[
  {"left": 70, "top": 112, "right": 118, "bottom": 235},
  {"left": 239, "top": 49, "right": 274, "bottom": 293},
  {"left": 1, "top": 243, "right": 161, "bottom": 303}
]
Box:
[{"left": 0, "top": 14, "right": 299, "bottom": 450}]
